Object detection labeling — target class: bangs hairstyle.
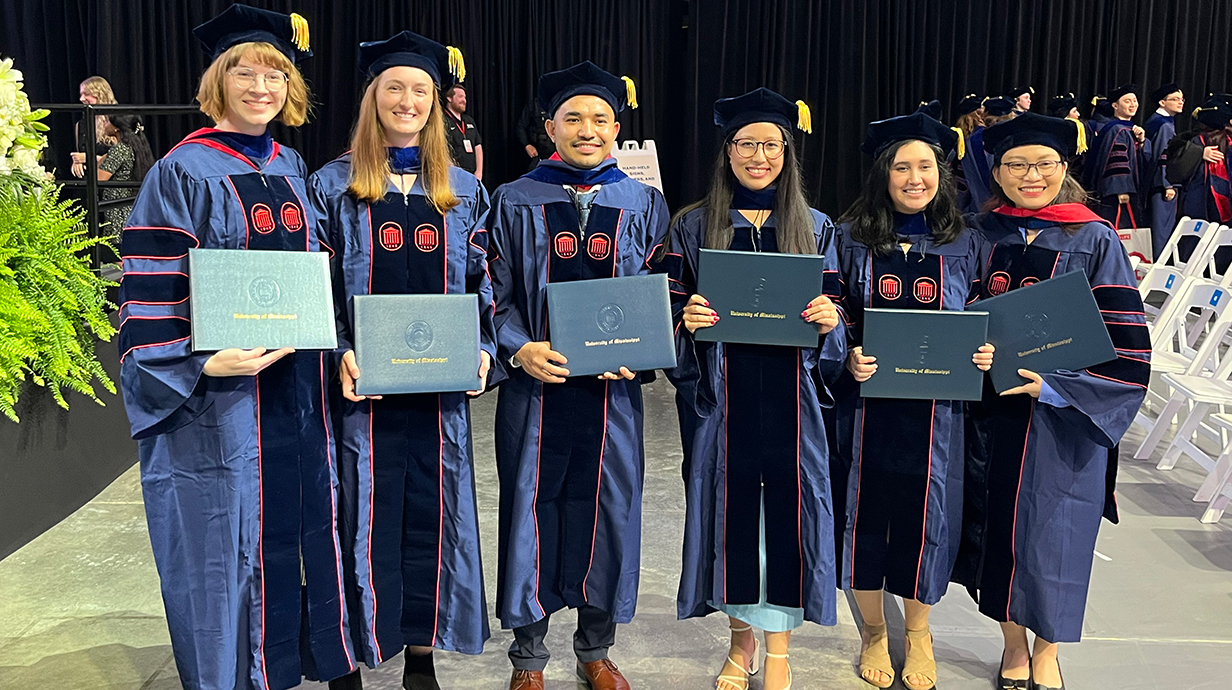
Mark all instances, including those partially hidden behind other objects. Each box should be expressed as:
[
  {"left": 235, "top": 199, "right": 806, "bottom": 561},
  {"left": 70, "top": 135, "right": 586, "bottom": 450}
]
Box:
[
  {"left": 838, "top": 139, "right": 965, "bottom": 254},
  {"left": 196, "top": 42, "right": 311, "bottom": 126},
  {"left": 346, "top": 75, "right": 458, "bottom": 213},
  {"left": 668, "top": 124, "right": 817, "bottom": 256}
]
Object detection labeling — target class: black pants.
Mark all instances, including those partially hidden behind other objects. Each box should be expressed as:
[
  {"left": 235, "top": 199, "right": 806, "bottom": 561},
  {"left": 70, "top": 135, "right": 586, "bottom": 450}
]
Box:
[{"left": 508, "top": 605, "right": 617, "bottom": 672}]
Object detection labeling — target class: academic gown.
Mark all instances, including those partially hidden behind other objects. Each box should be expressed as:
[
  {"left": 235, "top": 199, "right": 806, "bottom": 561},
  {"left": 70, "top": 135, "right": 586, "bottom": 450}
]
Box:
[
  {"left": 1086, "top": 120, "right": 1150, "bottom": 228},
  {"left": 833, "top": 215, "right": 984, "bottom": 605},
  {"left": 955, "top": 211, "right": 1150, "bottom": 643},
  {"left": 1178, "top": 133, "right": 1232, "bottom": 225},
  {"left": 663, "top": 206, "right": 845, "bottom": 627},
  {"left": 117, "top": 129, "right": 357, "bottom": 690},
  {"left": 958, "top": 126, "right": 993, "bottom": 214},
  {"left": 307, "top": 154, "right": 495, "bottom": 661},
  {"left": 486, "top": 157, "right": 669, "bottom": 629},
  {"left": 1144, "top": 113, "right": 1179, "bottom": 256}
]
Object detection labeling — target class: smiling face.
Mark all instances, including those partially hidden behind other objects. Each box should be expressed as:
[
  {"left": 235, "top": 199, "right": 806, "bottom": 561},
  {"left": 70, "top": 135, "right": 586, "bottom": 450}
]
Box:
[
  {"left": 992, "top": 144, "right": 1068, "bottom": 209},
  {"left": 1160, "top": 90, "right": 1185, "bottom": 115},
  {"left": 221, "top": 57, "right": 289, "bottom": 133},
  {"left": 886, "top": 140, "right": 939, "bottom": 213},
  {"left": 1113, "top": 92, "right": 1139, "bottom": 119},
  {"left": 375, "top": 66, "right": 435, "bottom": 147},
  {"left": 446, "top": 85, "right": 466, "bottom": 113},
  {"left": 545, "top": 95, "right": 620, "bottom": 169},
  {"left": 79, "top": 86, "right": 97, "bottom": 105},
  {"left": 727, "top": 122, "right": 786, "bottom": 191}
]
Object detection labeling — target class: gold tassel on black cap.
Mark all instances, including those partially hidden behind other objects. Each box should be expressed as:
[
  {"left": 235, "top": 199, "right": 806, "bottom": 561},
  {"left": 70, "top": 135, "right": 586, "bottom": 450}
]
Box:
[
  {"left": 621, "top": 76, "right": 639, "bottom": 109},
  {"left": 950, "top": 126, "right": 966, "bottom": 159},
  {"left": 447, "top": 46, "right": 466, "bottom": 82},
  {"left": 290, "top": 13, "right": 310, "bottom": 52},
  {"left": 796, "top": 100, "right": 813, "bottom": 134}
]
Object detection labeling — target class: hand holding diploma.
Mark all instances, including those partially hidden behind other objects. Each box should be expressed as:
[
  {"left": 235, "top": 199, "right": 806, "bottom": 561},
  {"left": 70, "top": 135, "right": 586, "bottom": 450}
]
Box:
[{"left": 516, "top": 341, "right": 570, "bottom": 383}]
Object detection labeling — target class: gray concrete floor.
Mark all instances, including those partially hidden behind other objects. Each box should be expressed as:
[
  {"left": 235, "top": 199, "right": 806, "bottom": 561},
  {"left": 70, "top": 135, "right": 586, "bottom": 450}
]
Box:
[{"left": 1, "top": 378, "right": 1231, "bottom": 689}]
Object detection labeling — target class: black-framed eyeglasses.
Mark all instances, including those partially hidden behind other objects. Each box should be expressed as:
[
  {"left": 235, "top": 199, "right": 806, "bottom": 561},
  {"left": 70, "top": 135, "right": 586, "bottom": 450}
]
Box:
[
  {"left": 1001, "top": 160, "right": 1064, "bottom": 178},
  {"left": 730, "top": 138, "right": 786, "bottom": 159}
]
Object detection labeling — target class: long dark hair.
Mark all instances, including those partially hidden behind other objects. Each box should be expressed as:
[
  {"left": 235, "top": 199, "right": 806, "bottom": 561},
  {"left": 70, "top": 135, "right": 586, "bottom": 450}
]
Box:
[
  {"left": 838, "top": 140, "right": 965, "bottom": 254},
  {"left": 668, "top": 124, "right": 817, "bottom": 255},
  {"left": 109, "top": 115, "right": 154, "bottom": 182}
]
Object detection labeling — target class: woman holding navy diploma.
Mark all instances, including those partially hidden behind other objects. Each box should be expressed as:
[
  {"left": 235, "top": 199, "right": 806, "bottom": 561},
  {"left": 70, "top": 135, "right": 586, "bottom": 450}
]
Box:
[
  {"left": 957, "top": 113, "right": 1150, "bottom": 690},
  {"left": 116, "top": 6, "right": 361, "bottom": 689},
  {"left": 832, "top": 112, "right": 993, "bottom": 690},
  {"left": 307, "top": 32, "right": 494, "bottom": 690},
  {"left": 664, "top": 88, "right": 844, "bottom": 690}
]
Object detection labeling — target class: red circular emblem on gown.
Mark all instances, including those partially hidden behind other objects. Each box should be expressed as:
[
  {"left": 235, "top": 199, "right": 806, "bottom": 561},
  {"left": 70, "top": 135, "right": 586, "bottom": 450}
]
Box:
[
  {"left": 280, "top": 202, "right": 303, "bottom": 232},
  {"left": 913, "top": 277, "right": 938, "bottom": 303},
  {"left": 988, "top": 271, "right": 1011, "bottom": 295},
  {"left": 878, "top": 274, "right": 902, "bottom": 300},
  {"left": 252, "top": 203, "right": 275, "bottom": 234},
  {"left": 379, "top": 221, "right": 404, "bottom": 251},
  {"left": 555, "top": 232, "right": 579, "bottom": 259},
  {"left": 415, "top": 224, "right": 439, "bottom": 252},
  {"left": 587, "top": 233, "right": 612, "bottom": 260},
  {"left": 1020, "top": 276, "right": 1039, "bottom": 288}
]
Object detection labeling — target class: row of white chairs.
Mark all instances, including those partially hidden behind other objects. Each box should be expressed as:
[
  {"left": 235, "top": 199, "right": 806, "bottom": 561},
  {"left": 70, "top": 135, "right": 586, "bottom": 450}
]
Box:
[{"left": 1133, "top": 216, "right": 1232, "bottom": 522}]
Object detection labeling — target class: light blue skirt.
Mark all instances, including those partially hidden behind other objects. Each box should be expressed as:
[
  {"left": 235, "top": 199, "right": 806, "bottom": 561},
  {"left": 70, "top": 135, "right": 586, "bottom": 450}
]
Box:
[{"left": 710, "top": 497, "right": 805, "bottom": 633}]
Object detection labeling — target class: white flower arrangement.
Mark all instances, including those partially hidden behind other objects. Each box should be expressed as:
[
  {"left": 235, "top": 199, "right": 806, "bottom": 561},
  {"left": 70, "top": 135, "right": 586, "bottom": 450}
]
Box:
[{"left": 0, "top": 58, "right": 50, "bottom": 178}]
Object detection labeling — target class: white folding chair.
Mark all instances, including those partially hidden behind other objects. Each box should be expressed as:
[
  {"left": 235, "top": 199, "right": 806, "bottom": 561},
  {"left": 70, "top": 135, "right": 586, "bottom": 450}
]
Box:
[
  {"left": 1132, "top": 280, "right": 1232, "bottom": 458},
  {"left": 1194, "top": 413, "right": 1232, "bottom": 523},
  {"left": 1138, "top": 266, "right": 1194, "bottom": 333},
  {"left": 1190, "top": 223, "right": 1232, "bottom": 286},
  {"left": 1154, "top": 216, "right": 1217, "bottom": 278}
]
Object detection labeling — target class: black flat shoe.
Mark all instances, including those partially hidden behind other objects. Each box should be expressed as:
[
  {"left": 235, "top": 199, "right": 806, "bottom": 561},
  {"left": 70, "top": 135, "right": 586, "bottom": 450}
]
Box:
[
  {"left": 997, "top": 652, "right": 1031, "bottom": 690},
  {"left": 1030, "top": 660, "right": 1064, "bottom": 690},
  {"left": 403, "top": 650, "right": 441, "bottom": 690}
]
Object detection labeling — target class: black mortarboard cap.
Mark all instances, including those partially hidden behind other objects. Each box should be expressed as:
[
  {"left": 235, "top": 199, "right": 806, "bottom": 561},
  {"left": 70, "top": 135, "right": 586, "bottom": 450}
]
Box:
[
  {"left": 983, "top": 96, "right": 1016, "bottom": 117},
  {"left": 955, "top": 93, "right": 982, "bottom": 117},
  {"left": 714, "top": 87, "right": 812, "bottom": 137},
  {"left": 357, "top": 31, "right": 465, "bottom": 87},
  {"left": 1009, "top": 85, "right": 1034, "bottom": 99},
  {"left": 1090, "top": 95, "right": 1114, "bottom": 118},
  {"left": 1047, "top": 93, "right": 1079, "bottom": 118},
  {"left": 862, "top": 111, "right": 961, "bottom": 159},
  {"left": 982, "top": 112, "right": 1087, "bottom": 161},
  {"left": 1150, "top": 83, "right": 1183, "bottom": 103},
  {"left": 193, "top": 4, "right": 312, "bottom": 63},
  {"left": 537, "top": 61, "right": 637, "bottom": 117},
  {"left": 915, "top": 99, "right": 943, "bottom": 121},
  {"left": 1108, "top": 84, "right": 1139, "bottom": 102},
  {"left": 1193, "top": 94, "right": 1232, "bottom": 130}
]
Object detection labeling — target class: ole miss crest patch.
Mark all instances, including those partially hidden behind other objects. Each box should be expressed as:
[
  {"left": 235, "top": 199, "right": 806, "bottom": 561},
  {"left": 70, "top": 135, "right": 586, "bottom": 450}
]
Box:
[
  {"left": 988, "top": 271, "right": 1011, "bottom": 295},
  {"left": 555, "top": 232, "right": 579, "bottom": 259},
  {"left": 280, "top": 202, "right": 303, "bottom": 232},
  {"left": 1020, "top": 276, "right": 1040, "bottom": 288},
  {"left": 878, "top": 274, "right": 902, "bottom": 300},
  {"left": 379, "top": 221, "right": 403, "bottom": 251},
  {"left": 414, "top": 224, "right": 439, "bottom": 252},
  {"left": 913, "top": 277, "right": 938, "bottom": 303},
  {"left": 252, "top": 203, "right": 275, "bottom": 234},
  {"left": 587, "top": 233, "right": 612, "bottom": 260}
]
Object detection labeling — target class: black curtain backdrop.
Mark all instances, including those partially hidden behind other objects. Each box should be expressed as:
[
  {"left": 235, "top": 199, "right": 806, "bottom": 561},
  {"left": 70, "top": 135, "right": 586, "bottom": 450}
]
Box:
[{"left": 3, "top": 0, "right": 1229, "bottom": 216}]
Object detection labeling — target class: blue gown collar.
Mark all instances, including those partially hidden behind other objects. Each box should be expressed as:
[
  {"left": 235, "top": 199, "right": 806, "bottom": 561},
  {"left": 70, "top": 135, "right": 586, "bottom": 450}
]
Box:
[
  {"left": 523, "top": 155, "right": 628, "bottom": 187},
  {"left": 196, "top": 129, "right": 274, "bottom": 164},
  {"left": 730, "top": 183, "right": 776, "bottom": 210},
  {"left": 893, "top": 211, "right": 931, "bottom": 236},
  {"left": 388, "top": 146, "right": 421, "bottom": 173}
]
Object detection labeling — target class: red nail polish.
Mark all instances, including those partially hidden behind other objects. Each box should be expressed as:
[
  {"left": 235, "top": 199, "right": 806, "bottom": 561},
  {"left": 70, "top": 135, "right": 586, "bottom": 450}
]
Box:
[{"left": 704, "top": 300, "right": 710, "bottom": 307}]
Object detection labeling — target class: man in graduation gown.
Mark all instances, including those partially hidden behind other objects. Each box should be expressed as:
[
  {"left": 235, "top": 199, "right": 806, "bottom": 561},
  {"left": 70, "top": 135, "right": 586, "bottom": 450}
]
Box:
[
  {"left": 1086, "top": 84, "right": 1151, "bottom": 229},
  {"left": 486, "top": 61, "right": 668, "bottom": 690},
  {"left": 1144, "top": 83, "right": 1185, "bottom": 256}
]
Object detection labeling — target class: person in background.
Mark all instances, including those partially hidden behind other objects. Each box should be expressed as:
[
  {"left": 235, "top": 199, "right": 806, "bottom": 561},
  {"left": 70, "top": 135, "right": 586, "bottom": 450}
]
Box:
[
  {"left": 1175, "top": 94, "right": 1232, "bottom": 226},
  {"left": 1046, "top": 93, "right": 1092, "bottom": 182},
  {"left": 444, "top": 82, "right": 482, "bottom": 180},
  {"left": 1088, "top": 95, "right": 1114, "bottom": 128},
  {"left": 1009, "top": 85, "right": 1033, "bottom": 114},
  {"left": 97, "top": 114, "right": 154, "bottom": 237},
  {"left": 72, "top": 76, "right": 116, "bottom": 178},
  {"left": 952, "top": 93, "right": 985, "bottom": 212},
  {"left": 516, "top": 98, "right": 556, "bottom": 170},
  {"left": 961, "top": 96, "right": 1015, "bottom": 212},
  {"left": 1086, "top": 84, "right": 1149, "bottom": 229},
  {"left": 1144, "top": 83, "right": 1185, "bottom": 256}
]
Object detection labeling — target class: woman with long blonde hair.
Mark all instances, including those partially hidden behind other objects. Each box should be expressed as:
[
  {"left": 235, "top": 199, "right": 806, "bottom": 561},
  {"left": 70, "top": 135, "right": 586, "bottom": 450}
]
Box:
[
  {"left": 308, "top": 31, "right": 493, "bottom": 690},
  {"left": 115, "top": 6, "right": 360, "bottom": 689},
  {"left": 71, "top": 75, "right": 117, "bottom": 178}
]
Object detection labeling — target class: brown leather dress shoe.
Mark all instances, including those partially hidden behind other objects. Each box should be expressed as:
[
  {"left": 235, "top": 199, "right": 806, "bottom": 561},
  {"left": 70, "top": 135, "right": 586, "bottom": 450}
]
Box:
[
  {"left": 577, "top": 659, "right": 631, "bottom": 690},
  {"left": 509, "top": 669, "right": 544, "bottom": 690}
]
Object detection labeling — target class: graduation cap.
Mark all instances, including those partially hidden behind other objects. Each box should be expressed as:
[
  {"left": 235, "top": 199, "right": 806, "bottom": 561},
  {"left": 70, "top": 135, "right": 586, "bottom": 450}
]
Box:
[
  {"left": 1090, "top": 95, "right": 1114, "bottom": 118},
  {"left": 193, "top": 4, "right": 312, "bottom": 63},
  {"left": 1108, "top": 84, "right": 1139, "bottom": 102},
  {"left": 1047, "top": 93, "right": 1079, "bottom": 118},
  {"left": 357, "top": 31, "right": 466, "bottom": 87},
  {"left": 537, "top": 60, "right": 638, "bottom": 117},
  {"left": 982, "top": 112, "right": 1088, "bottom": 161},
  {"left": 1009, "top": 85, "right": 1035, "bottom": 99},
  {"left": 713, "top": 87, "right": 812, "bottom": 138},
  {"left": 1150, "top": 82, "right": 1182, "bottom": 102},
  {"left": 915, "top": 99, "right": 943, "bottom": 121},
  {"left": 861, "top": 111, "right": 964, "bottom": 160},
  {"left": 982, "top": 96, "right": 1016, "bottom": 117},
  {"left": 1193, "top": 94, "right": 1232, "bottom": 130},
  {"left": 955, "top": 93, "right": 982, "bottom": 117}
]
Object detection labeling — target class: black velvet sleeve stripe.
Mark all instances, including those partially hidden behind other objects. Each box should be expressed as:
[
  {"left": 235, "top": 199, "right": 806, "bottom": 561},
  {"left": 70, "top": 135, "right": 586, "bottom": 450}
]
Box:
[
  {"left": 120, "top": 227, "right": 199, "bottom": 259},
  {"left": 1086, "top": 355, "right": 1151, "bottom": 388},
  {"left": 1105, "top": 321, "right": 1152, "bottom": 352},
  {"left": 822, "top": 269, "right": 842, "bottom": 300},
  {"left": 118, "top": 273, "right": 190, "bottom": 306},
  {"left": 118, "top": 317, "right": 191, "bottom": 360},
  {"left": 1092, "top": 285, "right": 1145, "bottom": 314}
]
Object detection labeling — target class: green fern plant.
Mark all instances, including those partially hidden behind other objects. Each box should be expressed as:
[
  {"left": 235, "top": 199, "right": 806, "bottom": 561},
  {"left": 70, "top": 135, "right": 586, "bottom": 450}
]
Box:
[{"left": 0, "top": 170, "right": 117, "bottom": 422}]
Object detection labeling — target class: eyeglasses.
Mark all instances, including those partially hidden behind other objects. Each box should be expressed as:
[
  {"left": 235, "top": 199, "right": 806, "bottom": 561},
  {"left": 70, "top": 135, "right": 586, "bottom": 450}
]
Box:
[
  {"left": 1001, "top": 160, "right": 1063, "bottom": 178},
  {"left": 228, "top": 68, "right": 289, "bottom": 91},
  {"left": 730, "top": 138, "right": 786, "bottom": 159}
]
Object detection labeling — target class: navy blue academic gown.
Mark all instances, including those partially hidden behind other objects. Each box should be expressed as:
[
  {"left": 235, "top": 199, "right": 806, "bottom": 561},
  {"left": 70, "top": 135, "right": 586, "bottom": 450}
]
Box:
[
  {"left": 1144, "top": 112, "right": 1179, "bottom": 256},
  {"left": 958, "top": 126, "right": 993, "bottom": 214},
  {"left": 486, "top": 158, "right": 669, "bottom": 629},
  {"left": 1178, "top": 133, "right": 1232, "bottom": 225},
  {"left": 1086, "top": 120, "right": 1150, "bottom": 228},
  {"left": 664, "top": 207, "right": 845, "bottom": 627},
  {"left": 957, "top": 212, "right": 1150, "bottom": 643},
  {"left": 833, "top": 216, "right": 985, "bottom": 605},
  {"left": 307, "top": 155, "right": 495, "bottom": 661},
  {"left": 118, "top": 129, "right": 357, "bottom": 690}
]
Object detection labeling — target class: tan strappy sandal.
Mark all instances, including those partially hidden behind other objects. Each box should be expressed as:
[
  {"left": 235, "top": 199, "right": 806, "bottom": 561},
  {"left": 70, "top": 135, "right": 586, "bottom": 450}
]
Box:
[
  {"left": 858, "top": 622, "right": 895, "bottom": 689},
  {"left": 903, "top": 627, "right": 938, "bottom": 690},
  {"left": 764, "top": 651, "right": 792, "bottom": 690},
  {"left": 715, "top": 625, "right": 760, "bottom": 690}
]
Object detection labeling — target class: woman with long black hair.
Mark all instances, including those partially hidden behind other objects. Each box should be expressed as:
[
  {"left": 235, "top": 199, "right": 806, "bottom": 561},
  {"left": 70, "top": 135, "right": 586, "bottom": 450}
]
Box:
[
  {"left": 664, "top": 88, "right": 845, "bottom": 690},
  {"left": 97, "top": 114, "right": 154, "bottom": 234}
]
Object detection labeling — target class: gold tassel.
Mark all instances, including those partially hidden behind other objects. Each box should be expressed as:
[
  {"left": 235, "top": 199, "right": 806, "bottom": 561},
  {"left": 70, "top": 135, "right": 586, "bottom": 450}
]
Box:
[
  {"left": 1071, "top": 117, "right": 1088, "bottom": 154},
  {"left": 951, "top": 126, "right": 965, "bottom": 159},
  {"left": 446, "top": 46, "right": 467, "bottom": 82},
  {"left": 290, "top": 13, "right": 310, "bottom": 52},
  {"left": 1091, "top": 96, "right": 1100, "bottom": 106},
  {"left": 621, "top": 76, "right": 639, "bottom": 109},
  {"left": 795, "top": 100, "right": 813, "bottom": 134},
  {"left": 1193, "top": 106, "right": 1205, "bottom": 119}
]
